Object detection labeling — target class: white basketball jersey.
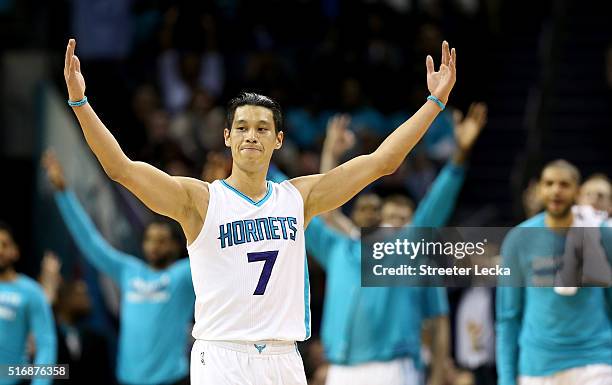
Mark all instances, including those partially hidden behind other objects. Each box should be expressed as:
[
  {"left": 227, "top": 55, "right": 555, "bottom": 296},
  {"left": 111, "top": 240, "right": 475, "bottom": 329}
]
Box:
[{"left": 188, "top": 179, "right": 311, "bottom": 342}]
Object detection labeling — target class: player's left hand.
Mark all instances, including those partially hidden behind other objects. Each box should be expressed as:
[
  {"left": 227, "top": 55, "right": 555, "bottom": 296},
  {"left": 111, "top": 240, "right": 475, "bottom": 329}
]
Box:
[
  {"left": 454, "top": 102, "right": 487, "bottom": 152},
  {"left": 426, "top": 41, "right": 457, "bottom": 105}
]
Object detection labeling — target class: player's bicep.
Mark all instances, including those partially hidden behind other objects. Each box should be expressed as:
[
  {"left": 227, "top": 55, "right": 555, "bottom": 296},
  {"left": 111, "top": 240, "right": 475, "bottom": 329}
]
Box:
[
  {"left": 295, "top": 154, "right": 385, "bottom": 222},
  {"left": 115, "top": 161, "right": 195, "bottom": 221}
]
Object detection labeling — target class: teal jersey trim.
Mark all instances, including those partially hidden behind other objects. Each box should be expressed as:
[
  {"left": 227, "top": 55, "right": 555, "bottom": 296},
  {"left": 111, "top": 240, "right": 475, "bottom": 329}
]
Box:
[
  {"left": 220, "top": 180, "right": 272, "bottom": 206},
  {"left": 304, "top": 251, "right": 311, "bottom": 340}
]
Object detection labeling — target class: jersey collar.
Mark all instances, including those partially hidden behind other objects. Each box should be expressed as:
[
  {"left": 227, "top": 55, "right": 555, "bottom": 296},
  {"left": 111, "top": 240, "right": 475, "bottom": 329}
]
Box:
[{"left": 220, "top": 180, "right": 272, "bottom": 207}]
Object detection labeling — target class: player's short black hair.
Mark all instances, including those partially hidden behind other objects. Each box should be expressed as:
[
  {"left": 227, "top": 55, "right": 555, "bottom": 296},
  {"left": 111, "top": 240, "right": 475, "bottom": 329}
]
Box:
[
  {"left": 541, "top": 159, "right": 581, "bottom": 185},
  {"left": 383, "top": 194, "right": 415, "bottom": 211},
  {"left": 226, "top": 92, "right": 283, "bottom": 133},
  {"left": 583, "top": 173, "right": 611, "bottom": 186}
]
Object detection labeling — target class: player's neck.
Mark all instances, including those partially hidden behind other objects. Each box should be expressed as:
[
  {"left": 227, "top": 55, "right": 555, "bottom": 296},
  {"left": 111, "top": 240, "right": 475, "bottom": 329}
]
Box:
[
  {"left": 225, "top": 166, "right": 269, "bottom": 201},
  {"left": 148, "top": 259, "right": 171, "bottom": 271},
  {"left": 544, "top": 211, "right": 573, "bottom": 229},
  {"left": 0, "top": 267, "right": 17, "bottom": 282},
  {"left": 57, "top": 310, "right": 77, "bottom": 325}
]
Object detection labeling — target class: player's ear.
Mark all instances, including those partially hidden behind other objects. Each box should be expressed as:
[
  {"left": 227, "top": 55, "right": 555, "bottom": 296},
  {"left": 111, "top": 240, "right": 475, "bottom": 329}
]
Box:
[
  {"left": 275, "top": 130, "right": 284, "bottom": 150},
  {"left": 224, "top": 128, "right": 231, "bottom": 147}
]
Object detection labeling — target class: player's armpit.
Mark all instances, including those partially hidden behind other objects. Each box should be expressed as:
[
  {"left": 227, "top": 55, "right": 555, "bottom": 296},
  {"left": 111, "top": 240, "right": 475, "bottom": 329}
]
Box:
[{"left": 291, "top": 153, "right": 389, "bottom": 224}]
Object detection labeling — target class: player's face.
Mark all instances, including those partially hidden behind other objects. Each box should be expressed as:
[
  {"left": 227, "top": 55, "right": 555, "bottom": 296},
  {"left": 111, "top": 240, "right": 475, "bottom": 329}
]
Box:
[
  {"left": 578, "top": 179, "right": 611, "bottom": 213},
  {"left": 224, "top": 105, "right": 283, "bottom": 171},
  {"left": 0, "top": 230, "right": 19, "bottom": 272},
  {"left": 381, "top": 202, "right": 413, "bottom": 227},
  {"left": 142, "top": 224, "right": 177, "bottom": 268},
  {"left": 351, "top": 195, "right": 382, "bottom": 228},
  {"left": 65, "top": 281, "right": 92, "bottom": 317},
  {"left": 538, "top": 167, "right": 579, "bottom": 218}
]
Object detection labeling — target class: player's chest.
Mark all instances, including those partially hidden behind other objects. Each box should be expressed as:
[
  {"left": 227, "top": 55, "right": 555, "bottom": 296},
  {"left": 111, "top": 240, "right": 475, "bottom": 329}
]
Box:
[{"left": 0, "top": 291, "right": 26, "bottom": 322}]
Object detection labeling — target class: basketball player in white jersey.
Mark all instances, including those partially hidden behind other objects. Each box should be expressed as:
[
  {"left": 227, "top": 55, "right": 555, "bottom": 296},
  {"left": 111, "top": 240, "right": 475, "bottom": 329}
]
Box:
[{"left": 63, "top": 38, "right": 457, "bottom": 384}]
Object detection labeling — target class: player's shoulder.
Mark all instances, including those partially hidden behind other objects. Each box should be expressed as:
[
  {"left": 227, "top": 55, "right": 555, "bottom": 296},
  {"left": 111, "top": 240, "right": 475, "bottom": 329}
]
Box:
[
  {"left": 503, "top": 213, "right": 546, "bottom": 248},
  {"left": 284, "top": 174, "right": 323, "bottom": 201},
  {"left": 517, "top": 212, "right": 546, "bottom": 228},
  {"left": 177, "top": 177, "right": 209, "bottom": 196},
  {"left": 16, "top": 274, "right": 47, "bottom": 299},
  {"left": 171, "top": 257, "right": 191, "bottom": 272},
  {"left": 272, "top": 177, "right": 300, "bottom": 192}
]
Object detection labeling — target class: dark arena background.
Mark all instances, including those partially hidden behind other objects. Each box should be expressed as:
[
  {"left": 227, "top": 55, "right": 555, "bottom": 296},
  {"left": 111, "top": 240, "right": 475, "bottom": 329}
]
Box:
[{"left": 0, "top": 1, "right": 610, "bottom": 385}]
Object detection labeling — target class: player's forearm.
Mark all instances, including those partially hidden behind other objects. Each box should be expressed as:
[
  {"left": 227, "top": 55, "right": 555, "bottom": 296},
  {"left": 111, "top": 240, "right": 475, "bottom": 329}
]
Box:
[
  {"left": 496, "top": 287, "right": 522, "bottom": 385},
  {"left": 319, "top": 143, "right": 356, "bottom": 233},
  {"left": 429, "top": 316, "right": 450, "bottom": 385},
  {"left": 452, "top": 147, "right": 469, "bottom": 165},
  {"left": 496, "top": 321, "right": 519, "bottom": 385},
  {"left": 54, "top": 190, "right": 123, "bottom": 278},
  {"left": 71, "top": 103, "right": 131, "bottom": 180},
  {"left": 320, "top": 141, "right": 340, "bottom": 174},
  {"left": 373, "top": 101, "right": 441, "bottom": 175},
  {"left": 321, "top": 211, "right": 357, "bottom": 237},
  {"left": 411, "top": 162, "right": 465, "bottom": 227}
]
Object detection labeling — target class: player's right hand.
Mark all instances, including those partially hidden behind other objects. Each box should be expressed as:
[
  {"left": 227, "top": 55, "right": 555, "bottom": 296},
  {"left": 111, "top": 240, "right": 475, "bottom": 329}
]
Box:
[
  {"left": 64, "top": 39, "right": 86, "bottom": 102},
  {"left": 42, "top": 149, "right": 67, "bottom": 191}
]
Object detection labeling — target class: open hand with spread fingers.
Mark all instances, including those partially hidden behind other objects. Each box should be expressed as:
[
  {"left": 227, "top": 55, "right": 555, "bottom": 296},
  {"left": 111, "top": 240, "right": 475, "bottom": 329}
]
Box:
[
  {"left": 324, "top": 114, "right": 355, "bottom": 159},
  {"left": 454, "top": 102, "right": 487, "bottom": 152},
  {"left": 64, "top": 39, "right": 86, "bottom": 102},
  {"left": 426, "top": 41, "right": 457, "bottom": 105},
  {"left": 42, "top": 149, "right": 67, "bottom": 191}
]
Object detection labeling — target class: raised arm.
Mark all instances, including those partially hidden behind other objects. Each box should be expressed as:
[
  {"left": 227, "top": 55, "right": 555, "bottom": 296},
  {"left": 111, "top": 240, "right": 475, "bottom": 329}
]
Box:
[
  {"left": 496, "top": 231, "right": 525, "bottom": 385},
  {"left": 28, "top": 284, "right": 57, "bottom": 385},
  {"left": 291, "top": 41, "right": 457, "bottom": 224},
  {"left": 316, "top": 115, "right": 359, "bottom": 236},
  {"left": 412, "top": 102, "right": 487, "bottom": 227},
  {"left": 43, "top": 151, "right": 138, "bottom": 283},
  {"left": 38, "top": 251, "right": 62, "bottom": 305},
  {"left": 63, "top": 39, "right": 205, "bottom": 241}
]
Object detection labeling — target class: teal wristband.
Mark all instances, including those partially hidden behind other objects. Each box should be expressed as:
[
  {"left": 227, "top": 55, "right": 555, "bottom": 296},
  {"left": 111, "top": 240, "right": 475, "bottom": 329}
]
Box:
[
  {"left": 427, "top": 95, "right": 445, "bottom": 110},
  {"left": 67, "top": 96, "right": 88, "bottom": 107}
]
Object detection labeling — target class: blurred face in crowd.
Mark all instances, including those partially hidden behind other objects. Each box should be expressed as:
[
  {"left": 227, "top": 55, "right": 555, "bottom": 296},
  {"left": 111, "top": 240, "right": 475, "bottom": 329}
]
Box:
[
  {"left": 578, "top": 178, "right": 611, "bottom": 213},
  {"left": 59, "top": 281, "right": 92, "bottom": 319},
  {"left": 201, "top": 152, "right": 230, "bottom": 182},
  {"left": 142, "top": 223, "right": 179, "bottom": 269},
  {"left": 224, "top": 105, "right": 283, "bottom": 172},
  {"left": 0, "top": 230, "right": 19, "bottom": 274},
  {"left": 538, "top": 166, "right": 579, "bottom": 218},
  {"left": 381, "top": 201, "right": 414, "bottom": 227},
  {"left": 351, "top": 194, "right": 382, "bottom": 228},
  {"left": 145, "top": 110, "right": 171, "bottom": 143}
]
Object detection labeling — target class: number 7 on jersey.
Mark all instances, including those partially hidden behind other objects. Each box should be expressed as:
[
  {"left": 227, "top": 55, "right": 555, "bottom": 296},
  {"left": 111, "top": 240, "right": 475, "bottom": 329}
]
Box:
[{"left": 247, "top": 251, "right": 279, "bottom": 295}]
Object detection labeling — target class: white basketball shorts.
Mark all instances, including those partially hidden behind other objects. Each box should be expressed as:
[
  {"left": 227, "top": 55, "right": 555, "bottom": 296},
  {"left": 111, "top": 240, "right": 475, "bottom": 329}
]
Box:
[
  {"left": 325, "top": 357, "right": 422, "bottom": 385},
  {"left": 190, "top": 340, "right": 307, "bottom": 385},
  {"left": 519, "top": 364, "right": 612, "bottom": 385}
]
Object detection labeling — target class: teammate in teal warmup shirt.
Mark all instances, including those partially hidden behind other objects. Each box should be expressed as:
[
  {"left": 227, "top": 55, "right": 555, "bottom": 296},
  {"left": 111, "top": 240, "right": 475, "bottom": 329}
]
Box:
[
  {"left": 270, "top": 104, "right": 486, "bottom": 384},
  {"left": 497, "top": 160, "right": 612, "bottom": 385},
  {"left": 43, "top": 153, "right": 194, "bottom": 385},
  {"left": 303, "top": 161, "right": 463, "bottom": 367},
  {"left": 0, "top": 222, "right": 57, "bottom": 385}
]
